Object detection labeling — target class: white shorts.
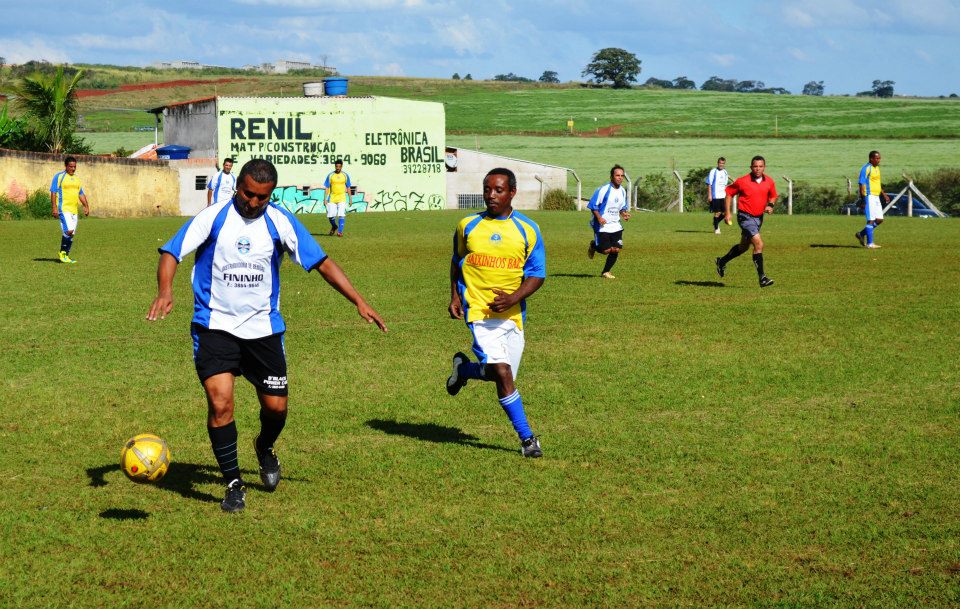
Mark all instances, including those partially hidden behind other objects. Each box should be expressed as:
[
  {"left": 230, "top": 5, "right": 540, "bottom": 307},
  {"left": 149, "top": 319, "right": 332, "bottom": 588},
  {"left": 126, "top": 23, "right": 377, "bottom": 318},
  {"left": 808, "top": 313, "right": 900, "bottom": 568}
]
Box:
[
  {"left": 326, "top": 202, "right": 346, "bottom": 218},
  {"left": 60, "top": 211, "right": 78, "bottom": 235},
  {"left": 866, "top": 195, "right": 883, "bottom": 222},
  {"left": 468, "top": 318, "right": 525, "bottom": 379}
]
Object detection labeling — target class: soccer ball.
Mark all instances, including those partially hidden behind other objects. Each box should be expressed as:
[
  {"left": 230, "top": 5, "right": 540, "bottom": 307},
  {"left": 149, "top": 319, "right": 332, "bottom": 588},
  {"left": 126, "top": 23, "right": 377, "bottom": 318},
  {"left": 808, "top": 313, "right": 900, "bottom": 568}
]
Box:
[{"left": 120, "top": 433, "right": 171, "bottom": 483}]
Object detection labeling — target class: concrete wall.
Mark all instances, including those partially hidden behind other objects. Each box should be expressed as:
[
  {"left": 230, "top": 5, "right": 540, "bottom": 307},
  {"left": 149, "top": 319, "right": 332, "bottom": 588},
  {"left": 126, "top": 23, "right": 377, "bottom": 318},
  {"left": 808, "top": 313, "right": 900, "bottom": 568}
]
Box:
[
  {"left": 162, "top": 99, "right": 218, "bottom": 158},
  {"left": 169, "top": 158, "right": 220, "bottom": 215},
  {"left": 445, "top": 148, "right": 568, "bottom": 210},
  {"left": 0, "top": 148, "right": 180, "bottom": 217}
]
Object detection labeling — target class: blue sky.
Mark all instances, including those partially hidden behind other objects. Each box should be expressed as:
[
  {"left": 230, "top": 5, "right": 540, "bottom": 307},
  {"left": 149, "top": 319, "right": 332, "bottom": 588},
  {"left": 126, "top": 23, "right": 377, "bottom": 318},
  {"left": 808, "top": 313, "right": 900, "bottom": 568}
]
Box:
[{"left": 2, "top": 0, "right": 959, "bottom": 96}]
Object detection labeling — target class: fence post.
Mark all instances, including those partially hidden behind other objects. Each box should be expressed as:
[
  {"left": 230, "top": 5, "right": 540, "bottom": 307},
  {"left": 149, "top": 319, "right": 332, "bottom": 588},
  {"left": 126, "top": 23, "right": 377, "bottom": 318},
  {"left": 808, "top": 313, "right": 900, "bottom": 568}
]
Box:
[
  {"left": 673, "top": 170, "right": 684, "bottom": 213},
  {"left": 907, "top": 184, "right": 913, "bottom": 217},
  {"left": 534, "top": 175, "right": 544, "bottom": 207},
  {"left": 781, "top": 175, "right": 793, "bottom": 215},
  {"left": 624, "top": 173, "right": 633, "bottom": 211},
  {"left": 568, "top": 170, "right": 582, "bottom": 211},
  {"left": 846, "top": 178, "right": 852, "bottom": 195}
]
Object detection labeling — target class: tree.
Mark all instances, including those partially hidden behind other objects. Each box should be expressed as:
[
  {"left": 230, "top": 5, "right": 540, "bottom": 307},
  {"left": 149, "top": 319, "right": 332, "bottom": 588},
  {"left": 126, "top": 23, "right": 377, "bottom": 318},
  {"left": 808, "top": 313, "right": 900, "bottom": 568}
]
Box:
[
  {"left": 735, "top": 80, "right": 765, "bottom": 93},
  {"left": 493, "top": 72, "right": 533, "bottom": 83},
  {"left": 539, "top": 70, "right": 560, "bottom": 84},
  {"left": 672, "top": 75, "right": 696, "bottom": 90},
  {"left": 452, "top": 72, "right": 461, "bottom": 80},
  {"left": 802, "top": 80, "right": 825, "bottom": 96},
  {"left": 463, "top": 73, "right": 473, "bottom": 81},
  {"left": 14, "top": 66, "right": 86, "bottom": 153},
  {"left": 581, "top": 48, "right": 641, "bottom": 89},
  {"left": 700, "top": 76, "right": 737, "bottom": 92},
  {"left": 643, "top": 77, "right": 674, "bottom": 88},
  {"left": 872, "top": 79, "right": 895, "bottom": 98}
]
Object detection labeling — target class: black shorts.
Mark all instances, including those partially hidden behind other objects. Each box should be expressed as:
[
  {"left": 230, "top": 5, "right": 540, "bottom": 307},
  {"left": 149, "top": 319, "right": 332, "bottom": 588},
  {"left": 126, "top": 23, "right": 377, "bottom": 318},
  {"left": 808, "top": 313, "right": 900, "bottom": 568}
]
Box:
[
  {"left": 709, "top": 198, "right": 726, "bottom": 213},
  {"left": 191, "top": 324, "right": 288, "bottom": 395},
  {"left": 594, "top": 230, "right": 624, "bottom": 252}
]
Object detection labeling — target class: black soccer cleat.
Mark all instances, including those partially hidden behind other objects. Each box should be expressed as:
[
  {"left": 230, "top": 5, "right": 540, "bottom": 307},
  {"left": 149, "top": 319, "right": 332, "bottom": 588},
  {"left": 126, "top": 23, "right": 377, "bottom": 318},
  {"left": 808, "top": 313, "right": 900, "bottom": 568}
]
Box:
[
  {"left": 446, "top": 352, "right": 469, "bottom": 396},
  {"left": 855, "top": 232, "right": 865, "bottom": 247},
  {"left": 715, "top": 257, "right": 726, "bottom": 278},
  {"left": 254, "top": 436, "right": 281, "bottom": 492},
  {"left": 520, "top": 435, "right": 543, "bottom": 458},
  {"left": 759, "top": 276, "right": 775, "bottom": 288},
  {"left": 221, "top": 479, "right": 246, "bottom": 513},
  {"left": 587, "top": 241, "right": 596, "bottom": 259}
]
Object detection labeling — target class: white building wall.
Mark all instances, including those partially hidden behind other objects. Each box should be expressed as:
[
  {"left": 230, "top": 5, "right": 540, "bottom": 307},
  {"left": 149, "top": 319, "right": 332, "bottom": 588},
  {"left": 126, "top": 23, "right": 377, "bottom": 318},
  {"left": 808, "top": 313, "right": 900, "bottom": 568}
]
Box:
[{"left": 445, "top": 148, "right": 568, "bottom": 210}]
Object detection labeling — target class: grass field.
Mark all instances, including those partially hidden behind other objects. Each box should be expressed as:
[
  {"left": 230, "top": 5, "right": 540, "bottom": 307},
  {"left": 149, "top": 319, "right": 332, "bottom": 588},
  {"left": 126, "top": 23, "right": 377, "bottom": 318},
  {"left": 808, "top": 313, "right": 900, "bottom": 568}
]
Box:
[
  {"left": 447, "top": 135, "right": 960, "bottom": 192},
  {"left": 1, "top": 211, "right": 957, "bottom": 608}
]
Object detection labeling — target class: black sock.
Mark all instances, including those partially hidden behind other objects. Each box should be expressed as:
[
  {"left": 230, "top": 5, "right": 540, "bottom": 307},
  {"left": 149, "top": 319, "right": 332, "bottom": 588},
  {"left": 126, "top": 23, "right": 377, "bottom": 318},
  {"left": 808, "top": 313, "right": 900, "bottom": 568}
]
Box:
[
  {"left": 713, "top": 216, "right": 721, "bottom": 230},
  {"left": 256, "top": 408, "right": 287, "bottom": 451},
  {"left": 61, "top": 235, "right": 73, "bottom": 254},
  {"left": 719, "top": 244, "right": 745, "bottom": 265},
  {"left": 208, "top": 421, "right": 241, "bottom": 483},
  {"left": 602, "top": 252, "right": 619, "bottom": 274},
  {"left": 753, "top": 253, "right": 765, "bottom": 277}
]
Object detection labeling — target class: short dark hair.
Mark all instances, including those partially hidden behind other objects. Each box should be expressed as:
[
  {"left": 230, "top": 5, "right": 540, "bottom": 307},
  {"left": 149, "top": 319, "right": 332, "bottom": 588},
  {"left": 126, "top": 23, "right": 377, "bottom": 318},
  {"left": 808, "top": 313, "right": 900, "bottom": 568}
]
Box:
[
  {"left": 485, "top": 167, "right": 517, "bottom": 190},
  {"left": 64, "top": 156, "right": 77, "bottom": 166},
  {"left": 335, "top": 159, "right": 343, "bottom": 166},
  {"left": 223, "top": 158, "right": 234, "bottom": 164},
  {"left": 869, "top": 150, "right": 880, "bottom": 159},
  {"left": 610, "top": 164, "right": 625, "bottom": 179},
  {"left": 751, "top": 155, "right": 765, "bottom": 164},
  {"left": 717, "top": 157, "right": 726, "bottom": 163},
  {"left": 238, "top": 158, "right": 278, "bottom": 186}
]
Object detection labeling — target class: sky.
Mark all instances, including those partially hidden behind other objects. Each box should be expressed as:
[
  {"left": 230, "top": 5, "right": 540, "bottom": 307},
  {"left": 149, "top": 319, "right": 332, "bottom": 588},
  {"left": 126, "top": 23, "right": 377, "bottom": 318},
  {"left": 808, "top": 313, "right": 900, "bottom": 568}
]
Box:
[{"left": 2, "top": 0, "right": 959, "bottom": 96}]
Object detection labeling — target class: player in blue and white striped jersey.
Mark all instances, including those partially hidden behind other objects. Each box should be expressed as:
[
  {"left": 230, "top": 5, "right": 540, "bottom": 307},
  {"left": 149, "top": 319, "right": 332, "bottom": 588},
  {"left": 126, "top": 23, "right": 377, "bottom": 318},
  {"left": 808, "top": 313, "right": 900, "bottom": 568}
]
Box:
[
  {"left": 147, "top": 159, "right": 387, "bottom": 513},
  {"left": 206, "top": 158, "right": 237, "bottom": 207},
  {"left": 586, "top": 165, "right": 631, "bottom": 279}
]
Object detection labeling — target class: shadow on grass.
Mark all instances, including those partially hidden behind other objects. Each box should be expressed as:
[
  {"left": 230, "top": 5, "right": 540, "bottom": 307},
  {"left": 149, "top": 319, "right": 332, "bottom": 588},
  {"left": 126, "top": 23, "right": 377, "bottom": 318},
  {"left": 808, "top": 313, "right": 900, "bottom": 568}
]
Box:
[
  {"left": 809, "top": 244, "right": 860, "bottom": 249},
  {"left": 32, "top": 258, "right": 62, "bottom": 263},
  {"left": 100, "top": 508, "right": 150, "bottom": 521},
  {"left": 674, "top": 230, "right": 715, "bottom": 233},
  {"left": 366, "top": 419, "right": 514, "bottom": 453},
  {"left": 675, "top": 280, "right": 725, "bottom": 288},
  {"left": 550, "top": 273, "right": 596, "bottom": 279}
]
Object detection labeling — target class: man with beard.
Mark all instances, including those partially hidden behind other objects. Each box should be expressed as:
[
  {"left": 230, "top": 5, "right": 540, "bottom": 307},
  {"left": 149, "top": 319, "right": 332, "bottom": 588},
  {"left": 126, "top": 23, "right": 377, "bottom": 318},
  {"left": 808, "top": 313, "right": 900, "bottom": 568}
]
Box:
[{"left": 147, "top": 159, "right": 387, "bottom": 512}]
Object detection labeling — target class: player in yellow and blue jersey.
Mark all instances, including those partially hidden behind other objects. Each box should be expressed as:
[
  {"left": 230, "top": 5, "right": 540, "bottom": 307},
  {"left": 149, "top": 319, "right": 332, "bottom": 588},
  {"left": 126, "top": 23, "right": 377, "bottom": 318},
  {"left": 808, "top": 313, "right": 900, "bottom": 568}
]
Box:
[
  {"left": 323, "top": 159, "right": 352, "bottom": 236},
  {"left": 446, "top": 168, "right": 546, "bottom": 457},
  {"left": 855, "top": 150, "right": 891, "bottom": 248},
  {"left": 50, "top": 156, "right": 90, "bottom": 263}
]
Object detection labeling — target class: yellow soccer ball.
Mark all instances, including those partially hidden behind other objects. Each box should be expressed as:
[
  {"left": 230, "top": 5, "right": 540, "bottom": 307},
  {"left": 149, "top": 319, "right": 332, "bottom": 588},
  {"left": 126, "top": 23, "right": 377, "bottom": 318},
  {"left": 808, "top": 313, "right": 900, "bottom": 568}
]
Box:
[{"left": 120, "top": 434, "right": 171, "bottom": 483}]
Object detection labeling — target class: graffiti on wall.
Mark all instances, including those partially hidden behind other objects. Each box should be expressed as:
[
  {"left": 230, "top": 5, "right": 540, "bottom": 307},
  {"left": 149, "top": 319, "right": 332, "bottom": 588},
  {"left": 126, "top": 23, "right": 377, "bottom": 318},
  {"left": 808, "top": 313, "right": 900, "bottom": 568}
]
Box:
[
  {"left": 271, "top": 185, "right": 369, "bottom": 214},
  {"left": 370, "top": 191, "right": 445, "bottom": 212}
]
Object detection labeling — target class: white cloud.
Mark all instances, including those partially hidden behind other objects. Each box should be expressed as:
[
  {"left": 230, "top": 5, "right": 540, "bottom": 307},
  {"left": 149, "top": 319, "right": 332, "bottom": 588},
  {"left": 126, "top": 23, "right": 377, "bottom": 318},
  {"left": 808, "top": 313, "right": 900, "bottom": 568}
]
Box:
[
  {"left": 788, "top": 47, "right": 809, "bottom": 61},
  {"left": 375, "top": 62, "right": 405, "bottom": 76},
  {"left": 709, "top": 53, "right": 736, "bottom": 68},
  {"left": 784, "top": 7, "right": 815, "bottom": 28},
  {"left": 431, "top": 15, "right": 485, "bottom": 55},
  {"left": 915, "top": 49, "right": 934, "bottom": 63},
  {"left": 0, "top": 38, "right": 71, "bottom": 64}
]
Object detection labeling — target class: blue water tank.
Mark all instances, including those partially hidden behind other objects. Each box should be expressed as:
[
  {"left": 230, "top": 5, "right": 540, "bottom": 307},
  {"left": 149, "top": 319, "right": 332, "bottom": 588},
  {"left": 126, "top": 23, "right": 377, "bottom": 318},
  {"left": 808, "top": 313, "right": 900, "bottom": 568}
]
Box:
[
  {"left": 323, "top": 77, "right": 348, "bottom": 96},
  {"left": 156, "top": 145, "right": 191, "bottom": 160}
]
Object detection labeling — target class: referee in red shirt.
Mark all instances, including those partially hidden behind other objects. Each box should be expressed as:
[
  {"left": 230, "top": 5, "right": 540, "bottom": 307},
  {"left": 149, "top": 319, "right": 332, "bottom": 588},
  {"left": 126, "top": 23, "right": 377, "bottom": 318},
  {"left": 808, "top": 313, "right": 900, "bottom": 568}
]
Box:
[{"left": 715, "top": 156, "right": 777, "bottom": 288}]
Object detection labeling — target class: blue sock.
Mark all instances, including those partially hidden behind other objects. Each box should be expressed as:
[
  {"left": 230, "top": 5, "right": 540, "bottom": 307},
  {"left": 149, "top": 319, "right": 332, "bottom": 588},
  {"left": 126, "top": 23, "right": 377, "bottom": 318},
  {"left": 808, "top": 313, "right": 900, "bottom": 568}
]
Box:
[
  {"left": 63, "top": 234, "right": 73, "bottom": 254},
  {"left": 329, "top": 217, "right": 337, "bottom": 229},
  {"left": 499, "top": 390, "right": 533, "bottom": 440},
  {"left": 864, "top": 223, "right": 875, "bottom": 245},
  {"left": 338, "top": 217, "right": 345, "bottom": 233},
  {"left": 463, "top": 361, "right": 485, "bottom": 380}
]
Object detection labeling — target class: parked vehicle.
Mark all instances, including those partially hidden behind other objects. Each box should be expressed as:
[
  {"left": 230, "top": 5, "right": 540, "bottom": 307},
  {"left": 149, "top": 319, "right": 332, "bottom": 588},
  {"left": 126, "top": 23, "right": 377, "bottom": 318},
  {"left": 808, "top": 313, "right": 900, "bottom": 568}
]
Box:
[{"left": 839, "top": 194, "right": 948, "bottom": 217}]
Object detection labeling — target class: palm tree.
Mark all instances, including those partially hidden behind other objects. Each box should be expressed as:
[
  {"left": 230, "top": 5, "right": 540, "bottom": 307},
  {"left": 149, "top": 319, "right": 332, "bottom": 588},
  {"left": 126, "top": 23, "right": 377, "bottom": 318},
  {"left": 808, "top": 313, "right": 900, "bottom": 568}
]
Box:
[{"left": 14, "top": 66, "right": 84, "bottom": 153}]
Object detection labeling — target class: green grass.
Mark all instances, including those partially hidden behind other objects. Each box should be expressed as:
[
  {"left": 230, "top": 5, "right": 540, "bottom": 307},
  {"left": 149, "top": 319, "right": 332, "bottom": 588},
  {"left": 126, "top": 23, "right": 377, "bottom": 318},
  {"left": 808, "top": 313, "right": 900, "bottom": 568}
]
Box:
[
  {"left": 80, "top": 131, "right": 160, "bottom": 154},
  {"left": 448, "top": 135, "right": 960, "bottom": 191},
  {"left": 1, "top": 211, "right": 958, "bottom": 608}
]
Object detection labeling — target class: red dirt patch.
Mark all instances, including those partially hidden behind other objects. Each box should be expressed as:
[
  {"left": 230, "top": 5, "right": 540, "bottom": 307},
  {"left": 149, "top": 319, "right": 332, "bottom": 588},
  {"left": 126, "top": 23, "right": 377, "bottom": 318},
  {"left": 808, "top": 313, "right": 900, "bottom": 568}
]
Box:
[
  {"left": 76, "top": 78, "right": 250, "bottom": 98},
  {"left": 578, "top": 124, "right": 625, "bottom": 137}
]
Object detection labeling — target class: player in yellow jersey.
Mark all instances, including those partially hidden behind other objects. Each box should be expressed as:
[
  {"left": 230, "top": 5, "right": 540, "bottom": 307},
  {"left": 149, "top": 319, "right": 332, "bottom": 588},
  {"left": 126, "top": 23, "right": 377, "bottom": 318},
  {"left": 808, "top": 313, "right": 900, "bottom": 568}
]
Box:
[
  {"left": 446, "top": 168, "right": 546, "bottom": 457},
  {"left": 855, "top": 150, "right": 890, "bottom": 249},
  {"left": 323, "top": 159, "right": 352, "bottom": 237},
  {"left": 50, "top": 156, "right": 90, "bottom": 263}
]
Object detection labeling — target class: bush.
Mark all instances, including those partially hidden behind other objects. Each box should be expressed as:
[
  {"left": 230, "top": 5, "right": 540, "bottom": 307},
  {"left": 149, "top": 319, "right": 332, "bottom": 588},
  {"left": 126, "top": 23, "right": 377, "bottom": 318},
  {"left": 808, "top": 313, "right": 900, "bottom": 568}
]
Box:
[
  {"left": 541, "top": 188, "right": 576, "bottom": 211},
  {"left": 888, "top": 168, "right": 960, "bottom": 216},
  {"left": 634, "top": 172, "right": 675, "bottom": 210},
  {"left": 682, "top": 166, "right": 711, "bottom": 211},
  {"left": 789, "top": 182, "right": 853, "bottom": 214},
  {"left": 0, "top": 189, "right": 53, "bottom": 221}
]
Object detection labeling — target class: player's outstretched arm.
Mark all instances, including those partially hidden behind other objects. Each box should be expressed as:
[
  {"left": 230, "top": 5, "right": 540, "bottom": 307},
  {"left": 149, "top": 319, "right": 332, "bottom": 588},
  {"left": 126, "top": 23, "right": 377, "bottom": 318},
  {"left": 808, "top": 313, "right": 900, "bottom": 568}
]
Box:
[
  {"left": 315, "top": 257, "right": 388, "bottom": 332},
  {"left": 147, "top": 253, "right": 179, "bottom": 321},
  {"left": 449, "top": 257, "right": 464, "bottom": 319}
]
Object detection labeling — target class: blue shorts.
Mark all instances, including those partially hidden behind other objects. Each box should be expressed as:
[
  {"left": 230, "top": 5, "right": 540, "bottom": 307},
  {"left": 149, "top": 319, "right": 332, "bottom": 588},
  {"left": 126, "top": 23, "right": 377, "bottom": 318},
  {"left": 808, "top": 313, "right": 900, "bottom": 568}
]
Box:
[{"left": 737, "top": 212, "right": 763, "bottom": 238}]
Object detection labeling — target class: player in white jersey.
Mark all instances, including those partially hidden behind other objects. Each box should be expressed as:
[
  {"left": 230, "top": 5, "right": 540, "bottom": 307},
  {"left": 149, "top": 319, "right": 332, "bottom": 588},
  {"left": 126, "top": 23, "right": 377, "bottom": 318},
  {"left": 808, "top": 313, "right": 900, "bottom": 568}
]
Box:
[
  {"left": 147, "top": 159, "right": 387, "bottom": 513},
  {"left": 705, "top": 157, "right": 728, "bottom": 234},
  {"left": 206, "top": 158, "right": 237, "bottom": 207},
  {"left": 586, "top": 165, "right": 631, "bottom": 279}
]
